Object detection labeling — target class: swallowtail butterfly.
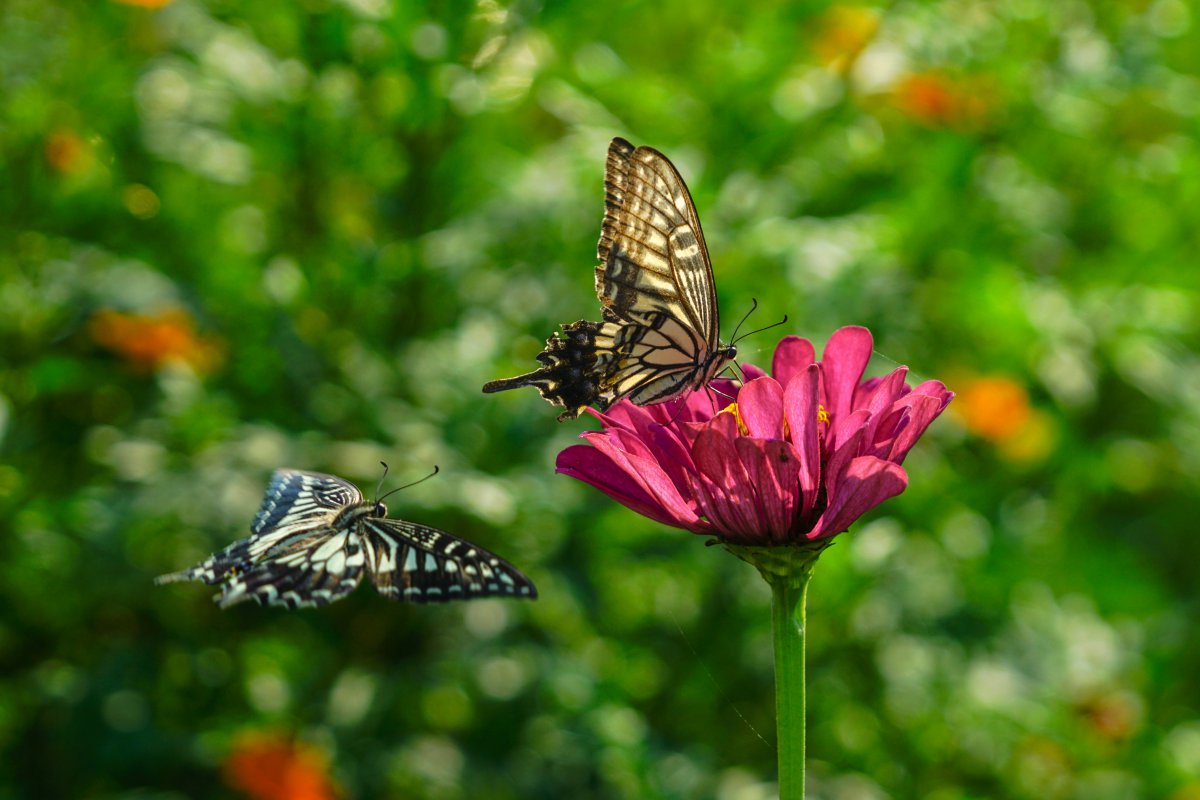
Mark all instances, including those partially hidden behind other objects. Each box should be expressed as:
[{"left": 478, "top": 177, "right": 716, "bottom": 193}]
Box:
[
  {"left": 483, "top": 137, "right": 739, "bottom": 421},
  {"left": 156, "top": 468, "right": 537, "bottom": 609}
]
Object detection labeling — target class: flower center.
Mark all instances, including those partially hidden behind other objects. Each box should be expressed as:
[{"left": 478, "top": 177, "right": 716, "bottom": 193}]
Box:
[{"left": 817, "top": 404, "right": 830, "bottom": 425}]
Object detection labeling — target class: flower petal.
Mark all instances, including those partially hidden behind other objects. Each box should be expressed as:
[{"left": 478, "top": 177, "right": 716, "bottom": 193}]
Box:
[
  {"left": 807, "top": 456, "right": 907, "bottom": 540},
  {"left": 821, "top": 326, "right": 874, "bottom": 424},
  {"left": 772, "top": 335, "right": 815, "bottom": 389},
  {"left": 884, "top": 394, "right": 953, "bottom": 464},
  {"left": 783, "top": 364, "right": 821, "bottom": 517},
  {"left": 692, "top": 422, "right": 761, "bottom": 539},
  {"left": 735, "top": 437, "right": 802, "bottom": 542},
  {"left": 582, "top": 431, "right": 703, "bottom": 529},
  {"left": 557, "top": 445, "right": 702, "bottom": 531},
  {"left": 738, "top": 377, "right": 785, "bottom": 440},
  {"left": 740, "top": 363, "right": 768, "bottom": 384}
]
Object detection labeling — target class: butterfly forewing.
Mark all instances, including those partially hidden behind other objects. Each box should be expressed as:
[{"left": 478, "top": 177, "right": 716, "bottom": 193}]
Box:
[
  {"left": 362, "top": 518, "right": 537, "bottom": 603},
  {"left": 157, "top": 470, "right": 537, "bottom": 608},
  {"left": 598, "top": 138, "right": 719, "bottom": 343}
]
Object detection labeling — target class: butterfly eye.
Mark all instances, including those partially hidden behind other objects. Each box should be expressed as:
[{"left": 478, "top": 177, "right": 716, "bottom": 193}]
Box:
[
  {"left": 725, "top": 345, "right": 738, "bottom": 360},
  {"left": 374, "top": 502, "right": 387, "bottom": 517}
]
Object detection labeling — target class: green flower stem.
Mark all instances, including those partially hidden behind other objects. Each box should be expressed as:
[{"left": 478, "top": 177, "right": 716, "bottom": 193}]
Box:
[
  {"left": 723, "top": 541, "right": 826, "bottom": 800},
  {"left": 771, "top": 571, "right": 811, "bottom": 799}
]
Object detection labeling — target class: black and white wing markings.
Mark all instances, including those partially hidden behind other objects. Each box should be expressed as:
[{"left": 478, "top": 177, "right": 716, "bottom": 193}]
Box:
[
  {"left": 155, "top": 470, "right": 359, "bottom": 587},
  {"left": 251, "top": 470, "right": 362, "bottom": 534},
  {"left": 216, "top": 526, "right": 367, "bottom": 610},
  {"left": 483, "top": 137, "right": 735, "bottom": 421},
  {"left": 362, "top": 518, "right": 538, "bottom": 603},
  {"left": 156, "top": 470, "right": 537, "bottom": 609}
]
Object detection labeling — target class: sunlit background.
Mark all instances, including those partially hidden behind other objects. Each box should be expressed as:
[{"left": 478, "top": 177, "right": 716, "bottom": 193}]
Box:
[{"left": 2, "top": 0, "right": 1199, "bottom": 797}]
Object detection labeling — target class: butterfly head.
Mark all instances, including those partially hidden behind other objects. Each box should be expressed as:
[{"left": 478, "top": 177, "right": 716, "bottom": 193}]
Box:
[{"left": 373, "top": 501, "right": 388, "bottom": 518}]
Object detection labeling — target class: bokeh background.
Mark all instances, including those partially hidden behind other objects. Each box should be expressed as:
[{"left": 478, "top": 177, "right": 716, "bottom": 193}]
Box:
[{"left": 3, "top": 0, "right": 1199, "bottom": 797}]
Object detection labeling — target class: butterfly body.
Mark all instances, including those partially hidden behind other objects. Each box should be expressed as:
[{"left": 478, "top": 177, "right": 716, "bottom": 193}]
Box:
[
  {"left": 157, "top": 470, "right": 537, "bottom": 609},
  {"left": 484, "top": 137, "right": 733, "bottom": 421}
]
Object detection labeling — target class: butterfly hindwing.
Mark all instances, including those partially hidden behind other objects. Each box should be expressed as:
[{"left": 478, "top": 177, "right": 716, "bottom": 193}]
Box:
[
  {"left": 362, "top": 518, "right": 538, "bottom": 604},
  {"left": 481, "top": 320, "right": 604, "bottom": 421},
  {"left": 217, "top": 527, "right": 367, "bottom": 609}
]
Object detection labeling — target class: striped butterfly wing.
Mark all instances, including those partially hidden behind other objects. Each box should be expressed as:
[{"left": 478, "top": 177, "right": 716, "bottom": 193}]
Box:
[
  {"left": 361, "top": 517, "right": 538, "bottom": 604},
  {"left": 155, "top": 470, "right": 361, "bottom": 587},
  {"left": 596, "top": 137, "right": 718, "bottom": 343},
  {"left": 590, "top": 138, "right": 730, "bottom": 407},
  {"left": 481, "top": 138, "right": 731, "bottom": 421},
  {"left": 213, "top": 525, "right": 367, "bottom": 609}
]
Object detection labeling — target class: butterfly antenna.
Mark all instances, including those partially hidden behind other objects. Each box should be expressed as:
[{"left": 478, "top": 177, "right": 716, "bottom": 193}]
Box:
[
  {"left": 727, "top": 297, "right": 759, "bottom": 343},
  {"left": 731, "top": 313, "right": 789, "bottom": 345},
  {"left": 374, "top": 461, "right": 391, "bottom": 504},
  {"left": 378, "top": 465, "right": 441, "bottom": 504}
]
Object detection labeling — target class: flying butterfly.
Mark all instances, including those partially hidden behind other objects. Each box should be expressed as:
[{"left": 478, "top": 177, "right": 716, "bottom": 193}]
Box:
[
  {"left": 155, "top": 466, "right": 537, "bottom": 609},
  {"left": 484, "top": 137, "right": 779, "bottom": 421}
]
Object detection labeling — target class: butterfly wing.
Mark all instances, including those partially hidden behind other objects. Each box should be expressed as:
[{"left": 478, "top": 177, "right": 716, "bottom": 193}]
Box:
[
  {"left": 482, "top": 139, "right": 728, "bottom": 420},
  {"left": 214, "top": 526, "right": 367, "bottom": 609},
  {"left": 155, "top": 470, "right": 362, "bottom": 587},
  {"left": 361, "top": 517, "right": 538, "bottom": 603},
  {"left": 596, "top": 137, "right": 719, "bottom": 344}
]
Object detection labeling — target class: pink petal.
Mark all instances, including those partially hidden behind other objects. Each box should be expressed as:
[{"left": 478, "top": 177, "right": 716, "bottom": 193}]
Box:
[
  {"left": 783, "top": 364, "right": 821, "bottom": 517},
  {"left": 692, "top": 424, "right": 761, "bottom": 539},
  {"left": 858, "top": 367, "right": 910, "bottom": 453},
  {"left": 884, "top": 394, "right": 953, "bottom": 464},
  {"left": 581, "top": 433, "right": 703, "bottom": 529},
  {"left": 807, "top": 456, "right": 908, "bottom": 540},
  {"left": 557, "top": 445, "right": 701, "bottom": 531},
  {"left": 772, "top": 335, "right": 816, "bottom": 389},
  {"left": 738, "top": 377, "right": 786, "bottom": 440},
  {"left": 824, "top": 418, "right": 867, "bottom": 503},
  {"left": 739, "top": 363, "right": 768, "bottom": 384},
  {"left": 828, "top": 407, "right": 871, "bottom": 454},
  {"left": 821, "top": 326, "right": 874, "bottom": 424},
  {"left": 735, "top": 437, "right": 802, "bottom": 542},
  {"left": 858, "top": 367, "right": 909, "bottom": 416}
]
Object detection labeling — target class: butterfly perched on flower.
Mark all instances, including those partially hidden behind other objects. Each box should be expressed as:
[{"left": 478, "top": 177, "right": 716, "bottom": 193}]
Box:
[
  {"left": 483, "top": 137, "right": 744, "bottom": 421},
  {"left": 156, "top": 467, "right": 537, "bottom": 609}
]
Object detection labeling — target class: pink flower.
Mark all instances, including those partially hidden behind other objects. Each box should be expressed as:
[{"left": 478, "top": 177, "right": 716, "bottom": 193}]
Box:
[{"left": 556, "top": 327, "right": 953, "bottom": 545}]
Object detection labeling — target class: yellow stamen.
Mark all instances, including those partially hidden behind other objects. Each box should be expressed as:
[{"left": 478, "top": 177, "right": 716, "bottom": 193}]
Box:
[{"left": 818, "top": 404, "right": 830, "bottom": 425}]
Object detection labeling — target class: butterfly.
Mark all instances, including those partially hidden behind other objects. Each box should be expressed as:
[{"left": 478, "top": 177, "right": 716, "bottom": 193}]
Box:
[
  {"left": 483, "top": 137, "right": 741, "bottom": 421},
  {"left": 155, "top": 467, "right": 537, "bottom": 609}
]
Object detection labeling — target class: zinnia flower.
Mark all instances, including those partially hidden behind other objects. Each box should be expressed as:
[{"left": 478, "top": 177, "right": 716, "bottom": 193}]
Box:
[
  {"left": 556, "top": 326, "right": 953, "bottom": 548},
  {"left": 558, "top": 326, "right": 952, "bottom": 796}
]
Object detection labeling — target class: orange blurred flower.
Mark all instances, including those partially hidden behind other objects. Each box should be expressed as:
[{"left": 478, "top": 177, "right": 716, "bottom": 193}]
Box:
[
  {"left": 45, "top": 130, "right": 95, "bottom": 175},
  {"left": 893, "top": 72, "right": 992, "bottom": 129},
  {"left": 811, "top": 6, "right": 879, "bottom": 72},
  {"left": 223, "top": 732, "right": 340, "bottom": 800},
  {"left": 953, "top": 374, "right": 1055, "bottom": 462},
  {"left": 89, "top": 307, "right": 222, "bottom": 374},
  {"left": 112, "top": 0, "right": 175, "bottom": 8}
]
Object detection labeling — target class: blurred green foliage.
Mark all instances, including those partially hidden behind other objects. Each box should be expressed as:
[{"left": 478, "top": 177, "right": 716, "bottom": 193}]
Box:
[{"left": 2, "top": 0, "right": 1199, "bottom": 797}]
